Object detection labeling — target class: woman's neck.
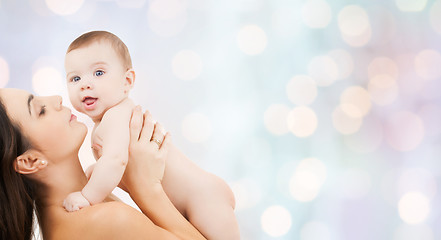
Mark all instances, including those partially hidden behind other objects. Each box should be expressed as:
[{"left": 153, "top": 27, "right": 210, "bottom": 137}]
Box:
[{"left": 38, "top": 156, "right": 88, "bottom": 208}]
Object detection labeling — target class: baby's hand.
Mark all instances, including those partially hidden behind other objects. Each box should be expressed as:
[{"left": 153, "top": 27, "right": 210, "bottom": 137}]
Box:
[{"left": 63, "top": 191, "right": 90, "bottom": 212}]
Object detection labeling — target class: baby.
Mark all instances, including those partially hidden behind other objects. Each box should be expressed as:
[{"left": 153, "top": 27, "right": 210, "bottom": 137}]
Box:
[{"left": 63, "top": 31, "right": 239, "bottom": 240}]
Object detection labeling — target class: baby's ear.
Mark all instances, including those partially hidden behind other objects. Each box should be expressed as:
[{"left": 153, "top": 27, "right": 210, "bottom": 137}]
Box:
[
  {"left": 124, "top": 68, "right": 135, "bottom": 89},
  {"left": 15, "top": 149, "right": 48, "bottom": 175}
]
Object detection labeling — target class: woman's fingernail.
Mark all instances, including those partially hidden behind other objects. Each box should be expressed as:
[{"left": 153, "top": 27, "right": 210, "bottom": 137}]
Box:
[{"left": 135, "top": 105, "right": 141, "bottom": 111}]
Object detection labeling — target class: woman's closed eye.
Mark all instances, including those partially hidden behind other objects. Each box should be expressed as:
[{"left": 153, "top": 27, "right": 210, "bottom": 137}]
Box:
[
  {"left": 39, "top": 105, "right": 46, "bottom": 116},
  {"left": 94, "top": 70, "right": 105, "bottom": 77}
]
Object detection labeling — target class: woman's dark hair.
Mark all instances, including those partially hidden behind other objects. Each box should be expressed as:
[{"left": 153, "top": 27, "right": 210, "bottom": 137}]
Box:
[{"left": 0, "top": 98, "right": 39, "bottom": 240}]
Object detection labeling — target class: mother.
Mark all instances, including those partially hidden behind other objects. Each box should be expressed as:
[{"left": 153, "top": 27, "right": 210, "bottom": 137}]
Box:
[{"left": 0, "top": 88, "right": 206, "bottom": 239}]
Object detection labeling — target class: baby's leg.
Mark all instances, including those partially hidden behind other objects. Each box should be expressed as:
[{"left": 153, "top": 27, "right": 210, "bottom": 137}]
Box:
[
  {"left": 162, "top": 144, "right": 240, "bottom": 240},
  {"left": 186, "top": 174, "right": 240, "bottom": 240}
]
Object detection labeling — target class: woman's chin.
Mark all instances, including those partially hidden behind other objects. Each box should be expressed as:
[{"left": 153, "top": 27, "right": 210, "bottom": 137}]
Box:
[{"left": 79, "top": 123, "right": 88, "bottom": 139}]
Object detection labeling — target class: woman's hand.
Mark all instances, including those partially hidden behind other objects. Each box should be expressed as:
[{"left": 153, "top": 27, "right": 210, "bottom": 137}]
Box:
[
  {"left": 121, "top": 106, "right": 171, "bottom": 193},
  {"left": 120, "top": 106, "right": 206, "bottom": 240}
]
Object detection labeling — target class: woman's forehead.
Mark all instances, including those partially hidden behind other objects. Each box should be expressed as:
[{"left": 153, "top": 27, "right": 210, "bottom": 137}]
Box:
[{"left": 0, "top": 88, "right": 32, "bottom": 121}]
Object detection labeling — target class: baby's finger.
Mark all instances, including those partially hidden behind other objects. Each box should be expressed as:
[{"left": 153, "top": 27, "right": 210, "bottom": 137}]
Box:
[
  {"left": 64, "top": 202, "right": 73, "bottom": 212},
  {"left": 130, "top": 106, "right": 143, "bottom": 141},
  {"left": 139, "top": 110, "right": 155, "bottom": 142}
]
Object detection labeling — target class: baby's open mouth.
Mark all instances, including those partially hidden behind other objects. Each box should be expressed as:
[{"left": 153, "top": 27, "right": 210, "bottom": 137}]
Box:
[{"left": 83, "top": 97, "right": 98, "bottom": 110}]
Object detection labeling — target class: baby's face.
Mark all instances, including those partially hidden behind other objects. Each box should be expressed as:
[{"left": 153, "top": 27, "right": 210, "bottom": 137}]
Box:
[{"left": 65, "top": 41, "right": 130, "bottom": 122}]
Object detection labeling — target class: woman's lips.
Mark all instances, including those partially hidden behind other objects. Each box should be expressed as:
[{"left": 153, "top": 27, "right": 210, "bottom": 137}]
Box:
[{"left": 83, "top": 97, "right": 98, "bottom": 111}]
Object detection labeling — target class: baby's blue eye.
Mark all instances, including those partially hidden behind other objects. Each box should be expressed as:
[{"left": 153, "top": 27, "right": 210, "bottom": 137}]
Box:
[
  {"left": 95, "top": 70, "right": 104, "bottom": 77},
  {"left": 72, "top": 76, "right": 81, "bottom": 82}
]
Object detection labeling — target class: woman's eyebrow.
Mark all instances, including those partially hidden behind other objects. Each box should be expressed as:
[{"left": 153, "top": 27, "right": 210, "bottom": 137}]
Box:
[{"left": 27, "top": 94, "right": 34, "bottom": 115}]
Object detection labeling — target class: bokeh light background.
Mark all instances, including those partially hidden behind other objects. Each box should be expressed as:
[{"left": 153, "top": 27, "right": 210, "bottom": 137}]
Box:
[{"left": 2, "top": 0, "right": 441, "bottom": 239}]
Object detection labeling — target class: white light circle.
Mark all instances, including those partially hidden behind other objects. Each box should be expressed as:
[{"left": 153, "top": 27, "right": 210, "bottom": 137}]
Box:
[
  {"left": 368, "top": 74, "right": 398, "bottom": 106},
  {"left": 237, "top": 24, "right": 268, "bottom": 55},
  {"left": 398, "top": 192, "right": 430, "bottom": 224},
  {"left": 264, "top": 104, "right": 291, "bottom": 135},
  {"left": 301, "top": 0, "right": 332, "bottom": 29},
  {"left": 344, "top": 116, "right": 383, "bottom": 153},
  {"left": 290, "top": 171, "right": 322, "bottom": 202},
  {"left": 32, "top": 67, "right": 64, "bottom": 96},
  {"left": 414, "top": 49, "right": 441, "bottom": 80},
  {"left": 385, "top": 111, "right": 424, "bottom": 151},
  {"left": 63, "top": 1, "right": 96, "bottom": 23},
  {"left": 419, "top": 104, "right": 441, "bottom": 137},
  {"left": 338, "top": 5, "right": 370, "bottom": 36},
  {"left": 0, "top": 57, "right": 9, "bottom": 88},
  {"left": 261, "top": 205, "right": 292, "bottom": 237},
  {"left": 149, "top": 0, "right": 186, "bottom": 20},
  {"left": 181, "top": 112, "right": 212, "bottom": 143},
  {"left": 430, "top": 0, "right": 441, "bottom": 35},
  {"left": 232, "top": 0, "right": 264, "bottom": 12},
  {"left": 116, "top": 0, "right": 146, "bottom": 8},
  {"left": 368, "top": 7, "right": 397, "bottom": 46},
  {"left": 290, "top": 158, "right": 327, "bottom": 202},
  {"left": 231, "top": 178, "right": 262, "bottom": 210},
  {"left": 368, "top": 74, "right": 397, "bottom": 89},
  {"left": 307, "top": 55, "right": 339, "bottom": 86},
  {"left": 396, "top": 0, "right": 427, "bottom": 12},
  {"left": 300, "top": 221, "right": 331, "bottom": 240},
  {"left": 394, "top": 224, "right": 434, "bottom": 240},
  {"left": 328, "top": 49, "right": 354, "bottom": 80},
  {"left": 147, "top": 0, "right": 187, "bottom": 37},
  {"left": 341, "top": 25, "right": 372, "bottom": 47},
  {"left": 368, "top": 57, "right": 399, "bottom": 79},
  {"left": 340, "top": 86, "right": 371, "bottom": 118},
  {"left": 172, "top": 50, "right": 203, "bottom": 81},
  {"left": 286, "top": 106, "right": 318, "bottom": 137},
  {"left": 332, "top": 105, "right": 363, "bottom": 135},
  {"left": 286, "top": 75, "right": 317, "bottom": 105},
  {"left": 45, "top": 0, "right": 84, "bottom": 15},
  {"left": 297, "top": 158, "right": 327, "bottom": 184},
  {"left": 398, "top": 168, "right": 437, "bottom": 201}
]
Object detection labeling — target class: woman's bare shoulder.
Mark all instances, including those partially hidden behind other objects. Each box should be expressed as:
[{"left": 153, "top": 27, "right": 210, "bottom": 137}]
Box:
[{"left": 50, "top": 201, "right": 156, "bottom": 240}]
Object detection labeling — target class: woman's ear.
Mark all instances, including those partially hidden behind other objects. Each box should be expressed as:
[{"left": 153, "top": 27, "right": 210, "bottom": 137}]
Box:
[
  {"left": 14, "top": 149, "right": 48, "bottom": 175},
  {"left": 124, "top": 68, "right": 135, "bottom": 90}
]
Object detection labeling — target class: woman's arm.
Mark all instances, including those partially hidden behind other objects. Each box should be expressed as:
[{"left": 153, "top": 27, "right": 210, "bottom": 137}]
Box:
[{"left": 122, "top": 106, "right": 206, "bottom": 240}]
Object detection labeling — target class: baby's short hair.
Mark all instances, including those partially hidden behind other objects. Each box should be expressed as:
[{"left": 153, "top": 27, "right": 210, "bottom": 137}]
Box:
[{"left": 67, "top": 30, "right": 132, "bottom": 69}]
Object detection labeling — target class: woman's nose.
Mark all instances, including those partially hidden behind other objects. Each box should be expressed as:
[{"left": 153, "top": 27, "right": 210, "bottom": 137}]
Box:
[{"left": 51, "top": 95, "right": 63, "bottom": 110}]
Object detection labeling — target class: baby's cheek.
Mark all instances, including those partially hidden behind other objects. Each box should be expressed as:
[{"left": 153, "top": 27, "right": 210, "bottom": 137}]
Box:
[{"left": 72, "top": 102, "right": 84, "bottom": 114}]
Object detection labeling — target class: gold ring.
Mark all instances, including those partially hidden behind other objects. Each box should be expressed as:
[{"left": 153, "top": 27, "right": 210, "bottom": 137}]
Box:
[{"left": 151, "top": 138, "right": 162, "bottom": 148}]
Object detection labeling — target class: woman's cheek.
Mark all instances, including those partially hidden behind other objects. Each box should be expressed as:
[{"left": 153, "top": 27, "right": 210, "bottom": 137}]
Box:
[{"left": 38, "top": 122, "right": 70, "bottom": 146}]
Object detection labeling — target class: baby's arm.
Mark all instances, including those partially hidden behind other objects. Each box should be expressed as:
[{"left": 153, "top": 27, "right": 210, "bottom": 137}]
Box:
[{"left": 63, "top": 100, "right": 133, "bottom": 211}]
